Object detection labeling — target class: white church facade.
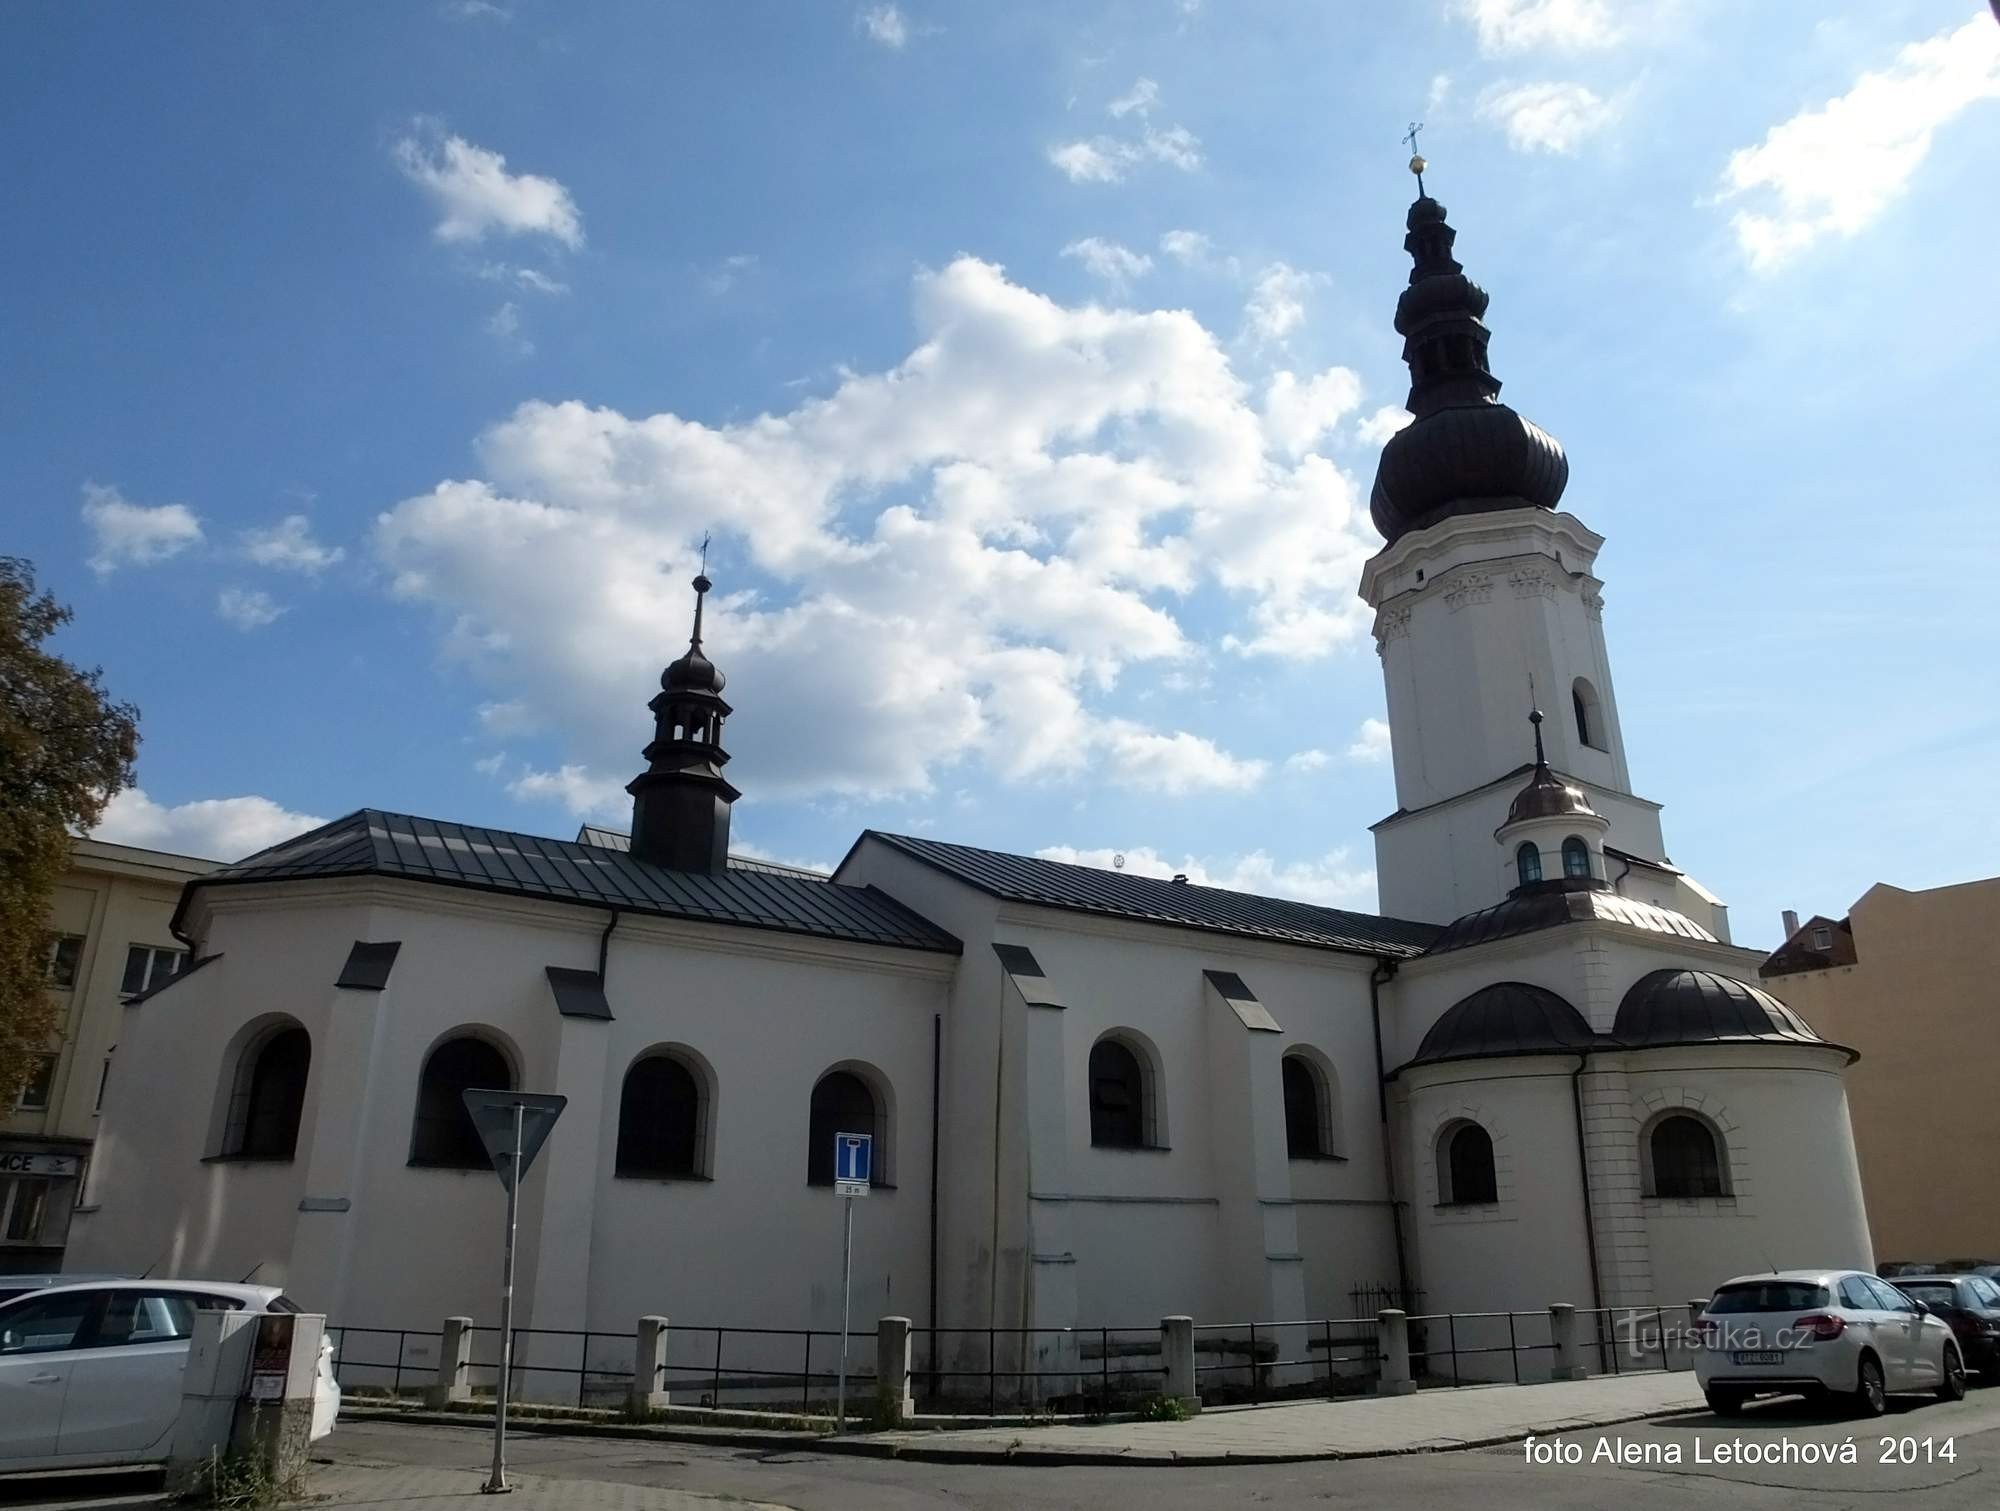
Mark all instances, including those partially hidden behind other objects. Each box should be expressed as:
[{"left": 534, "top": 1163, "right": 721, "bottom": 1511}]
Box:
[{"left": 69, "top": 185, "right": 1873, "bottom": 1389}]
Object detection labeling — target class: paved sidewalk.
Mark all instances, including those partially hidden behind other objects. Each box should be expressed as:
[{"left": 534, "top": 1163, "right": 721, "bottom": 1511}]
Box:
[{"left": 300, "top": 1459, "right": 791, "bottom": 1508}]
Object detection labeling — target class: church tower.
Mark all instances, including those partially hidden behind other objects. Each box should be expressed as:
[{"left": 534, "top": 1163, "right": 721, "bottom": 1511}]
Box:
[
  {"left": 1359, "top": 163, "right": 1729, "bottom": 938},
  {"left": 627, "top": 572, "right": 740, "bottom": 874}
]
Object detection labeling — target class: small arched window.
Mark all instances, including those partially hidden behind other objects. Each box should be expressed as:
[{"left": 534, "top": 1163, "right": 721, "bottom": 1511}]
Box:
[
  {"left": 411, "top": 1036, "right": 513, "bottom": 1169},
  {"left": 1088, "top": 1037, "right": 1148, "bottom": 1148},
  {"left": 1572, "top": 678, "right": 1605, "bottom": 752},
  {"left": 617, "top": 1054, "right": 705, "bottom": 1179},
  {"left": 222, "top": 1025, "right": 311, "bottom": 1159},
  {"left": 1562, "top": 836, "right": 1592, "bottom": 879},
  {"left": 1282, "top": 1056, "right": 1322, "bottom": 1158},
  {"left": 1648, "top": 1114, "right": 1727, "bottom": 1199},
  {"left": 807, "top": 1070, "right": 882, "bottom": 1186},
  {"left": 1516, "top": 842, "right": 1543, "bottom": 887},
  {"left": 1441, "top": 1122, "right": 1497, "bottom": 1206}
]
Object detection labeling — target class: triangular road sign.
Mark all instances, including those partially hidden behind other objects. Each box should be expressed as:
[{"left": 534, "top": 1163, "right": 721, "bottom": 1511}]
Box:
[{"left": 462, "top": 1089, "right": 567, "bottom": 1191}]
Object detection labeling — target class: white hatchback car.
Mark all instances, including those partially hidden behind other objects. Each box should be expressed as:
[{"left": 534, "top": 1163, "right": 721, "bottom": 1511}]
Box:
[
  {"left": 1695, "top": 1270, "right": 1967, "bottom": 1416},
  {"left": 0, "top": 1281, "right": 339, "bottom": 1473}
]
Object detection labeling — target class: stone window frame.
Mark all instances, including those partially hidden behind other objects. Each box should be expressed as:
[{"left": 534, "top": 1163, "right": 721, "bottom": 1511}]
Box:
[
  {"left": 407, "top": 1026, "right": 521, "bottom": 1171},
  {"left": 204, "top": 1012, "right": 314, "bottom": 1163},
  {"left": 615, "top": 1043, "right": 717, "bottom": 1182},
  {"left": 1422, "top": 1103, "right": 1515, "bottom": 1219},
  {"left": 1281, "top": 1046, "right": 1346, "bottom": 1160},
  {"left": 1087, "top": 1027, "right": 1168, "bottom": 1151},
  {"left": 1632, "top": 1089, "right": 1746, "bottom": 1213}
]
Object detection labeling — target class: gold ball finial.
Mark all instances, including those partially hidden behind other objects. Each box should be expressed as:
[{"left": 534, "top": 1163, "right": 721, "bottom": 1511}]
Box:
[{"left": 1408, "top": 153, "right": 1427, "bottom": 177}]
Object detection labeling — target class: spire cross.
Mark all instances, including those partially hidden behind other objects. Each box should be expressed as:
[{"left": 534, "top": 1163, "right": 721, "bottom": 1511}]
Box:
[
  {"left": 1527, "top": 675, "right": 1548, "bottom": 767},
  {"left": 1403, "top": 121, "right": 1426, "bottom": 195},
  {"left": 689, "top": 538, "right": 712, "bottom": 648}
]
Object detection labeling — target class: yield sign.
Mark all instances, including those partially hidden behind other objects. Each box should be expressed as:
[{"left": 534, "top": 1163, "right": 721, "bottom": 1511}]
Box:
[{"left": 462, "top": 1089, "right": 567, "bottom": 1191}]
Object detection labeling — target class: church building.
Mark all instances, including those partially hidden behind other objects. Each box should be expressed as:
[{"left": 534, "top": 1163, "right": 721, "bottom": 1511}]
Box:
[{"left": 69, "top": 180, "right": 1873, "bottom": 1391}]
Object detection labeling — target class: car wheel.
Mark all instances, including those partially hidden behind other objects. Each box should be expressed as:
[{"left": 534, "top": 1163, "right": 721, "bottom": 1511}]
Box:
[
  {"left": 1938, "top": 1345, "right": 1967, "bottom": 1402},
  {"left": 1851, "top": 1354, "right": 1888, "bottom": 1418},
  {"left": 1705, "top": 1387, "right": 1744, "bottom": 1417}
]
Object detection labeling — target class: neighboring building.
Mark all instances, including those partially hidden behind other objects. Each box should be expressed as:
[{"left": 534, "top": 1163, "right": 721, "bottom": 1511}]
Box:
[
  {"left": 1761, "top": 878, "right": 2000, "bottom": 1265},
  {"left": 69, "top": 181, "right": 1873, "bottom": 1391},
  {"left": 6, "top": 838, "right": 216, "bottom": 1274}
]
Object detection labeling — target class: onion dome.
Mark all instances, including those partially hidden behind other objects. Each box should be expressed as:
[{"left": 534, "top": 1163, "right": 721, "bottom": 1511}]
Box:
[
  {"left": 1613, "top": 970, "right": 1830, "bottom": 1049},
  {"left": 1406, "top": 981, "right": 1595, "bottom": 1069},
  {"left": 1370, "top": 183, "right": 1569, "bottom": 546},
  {"left": 1502, "top": 708, "right": 1599, "bottom": 826},
  {"left": 664, "top": 574, "right": 726, "bottom": 694}
]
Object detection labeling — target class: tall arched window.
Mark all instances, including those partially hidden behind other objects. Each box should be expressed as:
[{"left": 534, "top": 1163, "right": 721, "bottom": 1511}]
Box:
[
  {"left": 807, "top": 1070, "right": 882, "bottom": 1186},
  {"left": 1572, "top": 677, "right": 1605, "bottom": 751},
  {"left": 617, "top": 1054, "right": 706, "bottom": 1179},
  {"left": 222, "top": 1024, "right": 311, "bottom": 1159},
  {"left": 1647, "top": 1114, "right": 1727, "bottom": 1198},
  {"left": 1440, "top": 1121, "right": 1497, "bottom": 1205},
  {"left": 410, "top": 1035, "right": 513, "bottom": 1169},
  {"left": 1562, "top": 836, "right": 1592, "bottom": 879},
  {"left": 1516, "top": 842, "right": 1543, "bottom": 887},
  {"left": 1091, "top": 1036, "right": 1156, "bottom": 1148}
]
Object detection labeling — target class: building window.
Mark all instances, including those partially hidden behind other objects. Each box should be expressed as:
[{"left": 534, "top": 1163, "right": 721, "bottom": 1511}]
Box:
[
  {"left": 221, "top": 1025, "right": 311, "bottom": 1160},
  {"left": 0, "top": 1177, "right": 58, "bottom": 1246},
  {"left": 1516, "top": 842, "right": 1543, "bottom": 887},
  {"left": 1562, "top": 836, "right": 1592, "bottom": 879},
  {"left": 120, "top": 945, "right": 186, "bottom": 998},
  {"left": 1811, "top": 925, "right": 1832, "bottom": 951},
  {"left": 16, "top": 1055, "right": 58, "bottom": 1112},
  {"left": 410, "top": 1035, "right": 513, "bottom": 1169},
  {"left": 1645, "top": 1113, "right": 1728, "bottom": 1199},
  {"left": 1088, "top": 1036, "right": 1150, "bottom": 1148},
  {"left": 807, "top": 1070, "right": 884, "bottom": 1186},
  {"left": 1572, "top": 678, "right": 1605, "bottom": 752},
  {"left": 42, "top": 934, "right": 84, "bottom": 989},
  {"left": 1438, "top": 1121, "right": 1497, "bottom": 1206},
  {"left": 617, "top": 1053, "right": 706, "bottom": 1179},
  {"left": 1282, "top": 1053, "right": 1342, "bottom": 1159}
]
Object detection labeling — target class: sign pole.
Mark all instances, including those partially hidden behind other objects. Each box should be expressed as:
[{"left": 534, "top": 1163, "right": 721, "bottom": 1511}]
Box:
[
  {"left": 483, "top": 1100, "right": 523, "bottom": 1495},
  {"left": 837, "top": 1191, "right": 854, "bottom": 1431}
]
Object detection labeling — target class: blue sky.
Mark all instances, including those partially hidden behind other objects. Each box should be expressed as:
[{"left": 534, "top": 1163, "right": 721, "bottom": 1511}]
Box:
[{"left": 5, "top": 1, "right": 1996, "bottom": 947}]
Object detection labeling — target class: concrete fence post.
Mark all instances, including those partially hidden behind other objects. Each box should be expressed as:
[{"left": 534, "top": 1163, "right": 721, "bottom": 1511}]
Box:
[
  {"left": 426, "top": 1316, "right": 474, "bottom": 1408},
  {"left": 1548, "top": 1303, "right": 1586, "bottom": 1380},
  {"left": 1160, "top": 1315, "right": 1200, "bottom": 1413},
  {"left": 630, "top": 1316, "right": 670, "bottom": 1415},
  {"left": 1375, "top": 1309, "right": 1417, "bottom": 1397},
  {"left": 876, "top": 1317, "right": 914, "bottom": 1425}
]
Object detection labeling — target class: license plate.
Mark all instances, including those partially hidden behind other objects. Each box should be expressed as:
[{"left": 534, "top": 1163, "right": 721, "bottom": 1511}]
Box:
[{"left": 1732, "top": 1350, "right": 1784, "bottom": 1366}]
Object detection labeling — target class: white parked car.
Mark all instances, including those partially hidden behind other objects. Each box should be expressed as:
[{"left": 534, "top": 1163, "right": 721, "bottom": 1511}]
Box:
[
  {"left": 0, "top": 1281, "right": 339, "bottom": 1473},
  {"left": 1695, "top": 1269, "right": 1967, "bottom": 1416}
]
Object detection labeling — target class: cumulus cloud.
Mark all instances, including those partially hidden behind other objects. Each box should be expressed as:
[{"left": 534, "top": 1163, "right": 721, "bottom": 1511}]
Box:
[
  {"left": 1243, "top": 262, "right": 1320, "bottom": 344},
  {"left": 1284, "top": 748, "right": 1331, "bottom": 772},
  {"left": 1479, "top": 80, "right": 1620, "bottom": 154},
  {"left": 393, "top": 123, "right": 583, "bottom": 249},
  {"left": 507, "top": 763, "right": 629, "bottom": 815},
  {"left": 1457, "top": 0, "right": 1623, "bottom": 55},
  {"left": 1034, "top": 843, "right": 1376, "bottom": 908},
  {"left": 859, "top": 4, "right": 908, "bottom": 48},
  {"left": 1346, "top": 716, "right": 1392, "bottom": 763},
  {"left": 1357, "top": 405, "right": 1413, "bottom": 446},
  {"left": 1049, "top": 85, "right": 1202, "bottom": 183},
  {"left": 240, "top": 514, "right": 345, "bottom": 574},
  {"left": 372, "top": 257, "right": 1385, "bottom": 807},
  {"left": 216, "top": 587, "right": 285, "bottom": 630},
  {"left": 80, "top": 483, "right": 203, "bottom": 576},
  {"left": 90, "top": 788, "right": 324, "bottom": 861},
  {"left": 1061, "top": 237, "right": 1153, "bottom": 287},
  {"left": 1262, "top": 367, "right": 1364, "bottom": 457},
  {"left": 1159, "top": 229, "right": 1215, "bottom": 267},
  {"left": 1719, "top": 14, "right": 2000, "bottom": 272}
]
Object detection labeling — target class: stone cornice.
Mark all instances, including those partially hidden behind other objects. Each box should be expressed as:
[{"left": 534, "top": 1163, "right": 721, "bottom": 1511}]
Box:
[{"left": 1360, "top": 507, "right": 1605, "bottom": 610}]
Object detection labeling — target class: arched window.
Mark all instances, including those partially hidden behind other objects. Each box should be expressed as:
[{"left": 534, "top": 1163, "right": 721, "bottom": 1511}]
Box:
[
  {"left": 1516, "top": 842, "right": 1543, "bottom": 887},
  {"left": 410, "top": 1035, "right": 513, "bottom": 1169},
  {"left": 1283, "top": 1056, "right": 1323, "bottom": 1158},
  {"left": 1562, "top": 836, "right": 1592, "bottom": 879},
  {"left": 1572, "top": 678, "right": 1605, "bottom": 751},
  {"left": 1088, "top": 1036, "right": 1153, "bottom": 1148},
  {"left": 1647, "top": 1114, "right": 1727, "bottom": 1199},
  {"left": 1440, "top": 1121, "right": 1497, "bottom": 1206},
  {"left": 807, "top": 1070, "right": 883, "bottom": 1186},
  {"left": 617, "top": 1054, "right": 706, "bottom": 1179},
  {"left": 221, "top": 1025, "right": 310, "bottom": 1159}
]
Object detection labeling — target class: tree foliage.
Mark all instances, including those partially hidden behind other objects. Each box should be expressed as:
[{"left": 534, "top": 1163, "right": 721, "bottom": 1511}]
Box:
[{"left": 0, "top": 558, "right": 139, "bottom": 1104}]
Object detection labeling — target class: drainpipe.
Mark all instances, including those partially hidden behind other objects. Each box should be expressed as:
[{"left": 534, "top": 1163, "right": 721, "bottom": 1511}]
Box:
[
  {"left": 928, "top": 1012, "right": 941, "bottom": 1398},
  {"left": 596, "top": 906, "right": 622, "bottom": 984},
  {"left": 1370, "top": 958, "right": 1413, "bottom": 1305},
  {"left": 1570, "top": 1053, "right": 1608, "bottom": 1363}
]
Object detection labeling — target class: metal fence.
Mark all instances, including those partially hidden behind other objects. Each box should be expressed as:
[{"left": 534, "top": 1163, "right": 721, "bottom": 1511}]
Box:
[
  {"left": 912, "top": 1326, "right": 1165, "bottom": 1413},
  {"left": 1191, "top": 1317, "right": 1380, "bottom": 1403}
]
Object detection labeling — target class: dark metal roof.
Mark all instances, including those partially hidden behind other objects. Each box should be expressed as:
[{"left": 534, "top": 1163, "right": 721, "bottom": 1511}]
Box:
[
  {"left": 861, "top": 833, "right": 1439, "bottom": 958},
  {"left": 545, "top": 966, "right": 613, "bottom": 1020},
  {"left": 335, "top": 940, "right": 401, "bottom": 992},
  {"left": 125, "top": 952, "right": 220, "bottom": 1006},
  {"left": 1422, "top": 881, "right": 1717, "bottom": 956},
  {"left": 1406, "top": 981, "right": 1595, "bottom": 1069},
  {"left": 574, "top": 824, "right": 830, "bottom": 882},
  {"left": 182, "top": 810, "right": 959, "bottom": 956},
  {"left": 1614, "top": 969, "right": 1838, "bottom": 1051}
]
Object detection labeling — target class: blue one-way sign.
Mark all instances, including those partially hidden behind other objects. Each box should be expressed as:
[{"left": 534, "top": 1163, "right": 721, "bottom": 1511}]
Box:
[{"left": 835, "top": 1131, "right": 871, "bottom": 1194}]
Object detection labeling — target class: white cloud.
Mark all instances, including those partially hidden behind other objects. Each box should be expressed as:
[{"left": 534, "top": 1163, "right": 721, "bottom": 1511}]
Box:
[
  {"left": 1346, "top": 716, "right": 1392, "bottom": 763},
  {"left": 486, "top": 301, "right": 533, "bottom": 355},
  {"left": 1035, "top": 843, "right": 1376, "bottom": 908},
  {"left": 1108, "top": 77, "right": 1160, "bottom": 119},
  {"left": 507, "top": 763, "right": 628, "bottom": 815},
  {"left": 704, "top": 253, "right": 759, "bottom": 295},
  {"left": 1284, "top": 747, "right": 1331, "bottom": 772},
  {"left": 1141, "top": 125, "right": 1203, "bottom": 171},
  {"left": 1159, "top": 229, "right": 1214, "bottom": 266},
  {"left": 475, "top": 262, "right": 570, "bottom": 296},
  {"left": 393, "top": 124, "right": 583, "bottom": 249},
  {"left": 90, "top": 788, "right": 324, "bottom": 861},
  {"left": 1427, "top": 73, "right": 1454, "bottom": 112},
  {"left": 240, "top": 514, "right": 345, "bottom": 574},
  {"left": 1262, "top": 367, "right": 1364, "bottom": 457},
  {"left": 1357, "top": 405, "right": 1413, "bottom": 446},
  {"left": 1048, "top": 140, "right": 1133, "bottom": 184},
  {"left": 216, "top": 587, "right": 285, "bottom": 630},
  {"left": 1457, "top": 0, "right": 1623, "bottom": 55},
  {"left": 80, "top": 483, "right": 203, "bottom": 576},
  {"left": 859, "top": 4, "right": 908, "bottom": 48},
  {"left": 1719, "top": 15, "right": 2000, "bottom": 273},
  {"left": 445, "top": 1, "right": 510, "bottom": 20},
  {"left": 1061, "top": 237, "right": 1153, "bottom": 288},
  {"left": 373, "top": 257, "right": 1384, "bottom": 808},
  {"left": 1244, "top": 262, "right": 1320, "bottom": 344},
  {"left": 1479, "top": 80, "right": 1620, "bottom": 154},
  {"left": 478, "top": 699, "right": 539, "bottom": 735}
]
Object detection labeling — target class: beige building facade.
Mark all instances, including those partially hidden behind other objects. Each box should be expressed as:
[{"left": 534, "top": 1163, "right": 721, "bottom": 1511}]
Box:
[
  {"left": 7, "top": 839, "right": 215, "bottom": 1273},
  {"left": 1761, "top": 877, "right": 2000, "bottom": 1264}
]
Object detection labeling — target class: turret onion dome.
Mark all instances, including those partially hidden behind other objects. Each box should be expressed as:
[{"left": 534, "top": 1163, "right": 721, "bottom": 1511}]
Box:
[
  {"left": 1370, "top": 190, "right": 1569, "bottom": 547},
  {"left": 1501, "top": 708, "right": 1600, "bottom": 827},
  {"left": 664, "top": 573, "right": 726, "bottom": 694},
  {"left": 1405, "top": 980, "right": 1595, "bottom": 1069},
  {"left": 1613, "top": 969, "right": 1839, "bottom": 1051}
]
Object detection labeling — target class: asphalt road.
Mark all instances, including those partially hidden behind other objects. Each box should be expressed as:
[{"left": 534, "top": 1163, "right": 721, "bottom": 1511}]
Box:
[{"left": 7, "top": 1390, "right": 1997, "bottom": 1509}]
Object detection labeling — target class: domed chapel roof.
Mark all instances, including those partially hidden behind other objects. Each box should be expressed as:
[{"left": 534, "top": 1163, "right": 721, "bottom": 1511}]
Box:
[{"left": 1407, "top": 980, "right": 1595, "bottom": 1068}]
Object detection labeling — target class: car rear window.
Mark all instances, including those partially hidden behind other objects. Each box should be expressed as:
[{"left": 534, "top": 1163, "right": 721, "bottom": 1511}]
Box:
[
  {"left": 1708, "top": 1281, "right": 1829, "bottom": 1313},
  {"left": 267, "top": 1295, "right": 301, "bottom": 1314},
  {"left": 1899, "top": 1283, "right": 1960, "bottom": 1308}
]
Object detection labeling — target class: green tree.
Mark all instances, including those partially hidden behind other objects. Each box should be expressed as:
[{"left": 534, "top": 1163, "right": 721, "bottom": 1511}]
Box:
[{"left": 0, "top": 558, "right": 139, "bottom": 1103}]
